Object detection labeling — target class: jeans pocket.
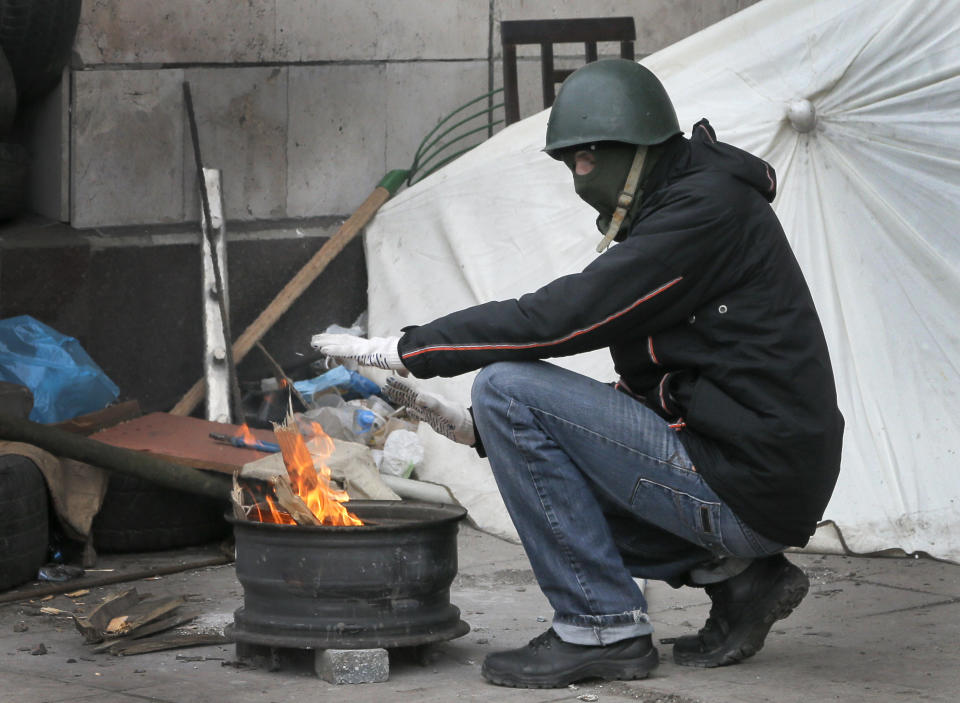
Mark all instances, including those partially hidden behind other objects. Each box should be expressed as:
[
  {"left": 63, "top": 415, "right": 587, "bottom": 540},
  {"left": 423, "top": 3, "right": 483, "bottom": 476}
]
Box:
[{"left": 632, "top": 478, "right": 728, "bottom": 555}]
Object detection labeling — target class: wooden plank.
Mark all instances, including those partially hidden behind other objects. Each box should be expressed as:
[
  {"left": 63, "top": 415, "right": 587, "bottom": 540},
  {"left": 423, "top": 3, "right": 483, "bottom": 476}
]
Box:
[
  {"left": 92, "top": 613, "right": 198, "bottom": 652},
  {"left": 271, "top": 474, "right": 321, "bottom": 526},
  {"left": 52, "top": 400, "right": 142, "bottom": 436},
  {"left": 107, "top": 633, "right": 229, "bottom": 656},
  {"left": 73, "top": 589, "right": 142, "bottom": 643},
  {"left": 89, "top": 412, "right": 277, "bottom": 474},
  {"left": 108, "top": 596, "right": 187, "bottom": 638}
]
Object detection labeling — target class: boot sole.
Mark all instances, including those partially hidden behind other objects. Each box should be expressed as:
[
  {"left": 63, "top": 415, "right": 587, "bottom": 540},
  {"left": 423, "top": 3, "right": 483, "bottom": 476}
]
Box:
[
  {"left": 481, "top": 647, "right": 659, "bottom": 689},
  {"left": 673, "top": 564, "right": 809, "bottom": 668}
]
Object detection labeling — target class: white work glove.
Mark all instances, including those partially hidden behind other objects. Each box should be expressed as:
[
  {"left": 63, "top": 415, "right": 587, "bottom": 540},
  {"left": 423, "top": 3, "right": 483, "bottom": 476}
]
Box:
[
  {"left": 311, "top": 333, "right": 406, "bottom": 372},
  {"left": 385, "top": 377, "right": 476, "bottom": 446}
]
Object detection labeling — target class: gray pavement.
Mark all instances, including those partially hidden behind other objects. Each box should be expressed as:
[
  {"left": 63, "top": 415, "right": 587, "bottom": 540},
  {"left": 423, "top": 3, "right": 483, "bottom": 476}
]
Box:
[{"left": 1, "top": 525, "right": 958, "bottom": 703}]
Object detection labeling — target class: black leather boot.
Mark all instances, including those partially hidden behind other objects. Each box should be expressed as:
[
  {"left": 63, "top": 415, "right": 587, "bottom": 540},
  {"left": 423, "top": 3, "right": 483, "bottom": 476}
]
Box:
[
  {"left": 672, "top": 553, "right": 809, "bottom": 668},
  {"left": 481, "top": 628, "right": 659, "bottom": 688}
]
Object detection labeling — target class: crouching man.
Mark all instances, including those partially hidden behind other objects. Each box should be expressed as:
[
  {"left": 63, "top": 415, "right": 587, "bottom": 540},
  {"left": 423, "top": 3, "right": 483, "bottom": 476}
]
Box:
[{"left": 313, "top": 59, "right": 844, "bottom": 689}]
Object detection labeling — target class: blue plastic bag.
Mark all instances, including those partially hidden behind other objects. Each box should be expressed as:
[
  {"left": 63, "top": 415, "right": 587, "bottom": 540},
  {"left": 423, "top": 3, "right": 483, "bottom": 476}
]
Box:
[
  {"left": 294, "top": 366, "right": 381, "bottom": 402},
  {"left": 0, "top": 316, "right": 120, "bottom": 423}
]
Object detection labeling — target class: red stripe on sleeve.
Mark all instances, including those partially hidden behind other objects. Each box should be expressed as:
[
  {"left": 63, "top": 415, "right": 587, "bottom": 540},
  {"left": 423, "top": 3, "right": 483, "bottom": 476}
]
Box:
[{"left": 402, "top": 276, "right": 683, "bottom": 361}]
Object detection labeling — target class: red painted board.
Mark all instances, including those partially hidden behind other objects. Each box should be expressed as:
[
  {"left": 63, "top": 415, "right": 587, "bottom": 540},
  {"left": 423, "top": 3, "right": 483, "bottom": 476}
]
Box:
[{"left": 90, "top": 412, "right": 279, "bottom": 474}]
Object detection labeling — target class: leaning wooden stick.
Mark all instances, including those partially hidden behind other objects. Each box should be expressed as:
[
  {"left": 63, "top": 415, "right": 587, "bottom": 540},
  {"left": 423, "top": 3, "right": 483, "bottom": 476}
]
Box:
[{"left": 169, "top": 176, "right": 401, "bottom": 417}]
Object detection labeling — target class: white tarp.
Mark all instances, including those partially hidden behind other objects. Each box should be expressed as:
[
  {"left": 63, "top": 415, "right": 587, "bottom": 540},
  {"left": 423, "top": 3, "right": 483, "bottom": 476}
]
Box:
[{"left": 366, "top": 0, "right": 960, "bottom": 562}]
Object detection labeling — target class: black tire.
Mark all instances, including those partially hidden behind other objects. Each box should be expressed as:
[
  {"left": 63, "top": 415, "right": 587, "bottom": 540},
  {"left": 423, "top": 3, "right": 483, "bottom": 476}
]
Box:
[
  {"left": 0, "top": 140, "right": 26, "bottom": 219},
  {"left": 0, "top": 46, "right": 15, "bottom": 133},
  {"left": 92, "top": 473, "right": 230, "bottom": 553},
  {"left": 0, "top": 0, "right": 82, "bottom": 105},
  {"left": 0, "top": 455, "right": 49, "bottom": 592}
]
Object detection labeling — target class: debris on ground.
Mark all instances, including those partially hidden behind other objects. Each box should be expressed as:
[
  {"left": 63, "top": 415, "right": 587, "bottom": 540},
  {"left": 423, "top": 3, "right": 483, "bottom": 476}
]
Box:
[
  {"left": 35, "top": 587, "right": 231, "bottom": 657},
  {"left": 37, "top": 564, "right": 85, "bottom": 582}
]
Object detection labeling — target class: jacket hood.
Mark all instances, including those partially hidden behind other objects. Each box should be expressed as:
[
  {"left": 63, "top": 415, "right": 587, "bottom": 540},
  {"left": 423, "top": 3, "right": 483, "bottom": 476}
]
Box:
[
  {"left": 688, "top": 119, "right": 777, "bottom": 203},
  {"left": 642, "top": 119, "right": 777, "bottom": 205}
]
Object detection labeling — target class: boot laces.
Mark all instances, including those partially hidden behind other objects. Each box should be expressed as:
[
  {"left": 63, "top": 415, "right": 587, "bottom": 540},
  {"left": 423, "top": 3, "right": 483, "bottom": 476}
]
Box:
[
  {"left": 528, "top": 629, "right": 559, "bottom": 651},
  {"left": 699, "top": 586, "right": 732, "bottom": 643}
]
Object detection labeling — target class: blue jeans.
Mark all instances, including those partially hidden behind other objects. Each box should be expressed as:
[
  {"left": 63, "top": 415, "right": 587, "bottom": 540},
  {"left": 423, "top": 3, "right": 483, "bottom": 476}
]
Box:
[{"left": 471, "top": 361, "right": 785, "bottom": 646}]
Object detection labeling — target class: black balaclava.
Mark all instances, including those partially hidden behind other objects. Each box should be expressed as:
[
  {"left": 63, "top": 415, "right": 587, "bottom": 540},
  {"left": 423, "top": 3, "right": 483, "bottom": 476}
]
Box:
[{"left": 561, "top": 142, "right": 661, "bottom": 245}]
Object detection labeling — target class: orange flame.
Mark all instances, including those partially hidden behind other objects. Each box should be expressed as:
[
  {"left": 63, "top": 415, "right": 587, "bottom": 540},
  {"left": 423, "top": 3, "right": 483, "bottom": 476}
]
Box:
[
  {"left": 265, "top": 495, "right": 296, "bottom": 525},
  {"left": 235, "top": 423, "right": 258, "bottom": 444},
  {"left": 243, "top": 485, "right": 295, "bottom": 525},
  {"left": 274, "top": 420, "right": 362, "bottom": 526}
]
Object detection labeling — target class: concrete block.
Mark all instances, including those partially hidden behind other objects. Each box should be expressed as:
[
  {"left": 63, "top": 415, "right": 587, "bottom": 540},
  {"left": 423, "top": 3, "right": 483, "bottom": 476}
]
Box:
[
  {"left": 71, "top": 69, "right": 185, "bottom": 228},
  {"left": 315, "top": 648, "right": 389, "bottom": 684},
  {"left": 181, "top": 66, "right": 288, "bottom": 222},
  {"left": 384, "top": 60, "right": 492, "bottom": 175},
  {"left": 74, "top": 0, "right": 278, "bottom": 65},
  {"left": 276, "top": 0, "right": 489, "bottom": 61},
  {"left": 286, "top": 64, "right": 387, "bottom": 217}
]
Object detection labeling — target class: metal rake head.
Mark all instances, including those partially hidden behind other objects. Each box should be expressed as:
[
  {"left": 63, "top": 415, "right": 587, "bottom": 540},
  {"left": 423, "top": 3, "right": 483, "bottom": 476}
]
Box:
[{"left": 406, "top": 88, "right": 505, "bottom": 186}]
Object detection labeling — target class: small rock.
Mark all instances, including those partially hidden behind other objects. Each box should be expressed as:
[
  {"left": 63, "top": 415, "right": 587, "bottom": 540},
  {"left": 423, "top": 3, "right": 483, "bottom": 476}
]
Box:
[
  {"left": 12, "top": 622, "right": 28, "bottom": 633},
  {"left": 31, "top": 643, "right": 47, "bottom": 656},
  {"left": 536, "top": 616, "right": 547, "bottom": 622},
  {"left": 134, "top": 669, "right": 146, "bottom": 674},
  {"left": 578, "top": 695, "right": 599, "bottom": 702},
  {"left": 476, "top": 638, "right": 489, "bottom": 645},
  {"left": 515, "top": 586, "right": 526, "bottom": 592},
  {"left": 67, "top": 658, "right": 77, "bottom": 663}
]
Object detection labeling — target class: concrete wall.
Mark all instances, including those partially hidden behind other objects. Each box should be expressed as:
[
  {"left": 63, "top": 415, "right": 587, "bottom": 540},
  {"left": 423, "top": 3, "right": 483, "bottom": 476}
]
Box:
[{"left": 59, "top": 0, "right": 758, "bottom": 229}]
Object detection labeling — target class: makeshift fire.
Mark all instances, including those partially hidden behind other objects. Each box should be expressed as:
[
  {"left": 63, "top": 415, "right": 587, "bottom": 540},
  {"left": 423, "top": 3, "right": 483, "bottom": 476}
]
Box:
[{"left": 230, "top": 414, "right": 363, "bottom": 527}]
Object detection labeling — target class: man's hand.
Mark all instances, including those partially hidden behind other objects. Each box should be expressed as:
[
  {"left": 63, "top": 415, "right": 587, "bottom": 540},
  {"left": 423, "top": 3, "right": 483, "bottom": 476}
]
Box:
[
  {"left": 310, "top": 333, "right": 406, "bottom": 371},
  {"left": 385, "top": 377, "right": 476, "bottom": 446}
]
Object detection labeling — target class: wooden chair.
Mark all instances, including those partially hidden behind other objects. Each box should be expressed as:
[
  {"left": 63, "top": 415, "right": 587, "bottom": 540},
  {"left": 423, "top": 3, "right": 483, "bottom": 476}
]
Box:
[{"left": 500, "top": 17, "right": 637, "bottom": 125}]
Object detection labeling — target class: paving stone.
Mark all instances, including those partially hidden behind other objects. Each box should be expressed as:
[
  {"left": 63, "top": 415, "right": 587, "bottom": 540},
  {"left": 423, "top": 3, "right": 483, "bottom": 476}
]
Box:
[{"left": 315, "top": 648, "right": 389, "bottom": 684}]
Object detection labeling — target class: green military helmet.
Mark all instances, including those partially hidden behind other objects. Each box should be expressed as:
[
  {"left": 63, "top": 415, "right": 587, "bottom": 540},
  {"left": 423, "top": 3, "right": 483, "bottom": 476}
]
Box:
[{"left": 545, "top": 58, "right": 681, "bottom": 157}]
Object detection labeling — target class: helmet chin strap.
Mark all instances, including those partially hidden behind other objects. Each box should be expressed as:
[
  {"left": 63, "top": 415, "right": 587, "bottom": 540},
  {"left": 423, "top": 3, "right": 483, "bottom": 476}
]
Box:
[{"left": 596, "top": 145, "right": 648, "bottom": 253}]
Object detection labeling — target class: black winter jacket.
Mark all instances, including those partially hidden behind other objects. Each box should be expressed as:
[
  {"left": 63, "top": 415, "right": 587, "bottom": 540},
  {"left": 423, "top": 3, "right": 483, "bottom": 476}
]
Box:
[{"left": 398, "top": 120, "right": 844, "bottom": 546}]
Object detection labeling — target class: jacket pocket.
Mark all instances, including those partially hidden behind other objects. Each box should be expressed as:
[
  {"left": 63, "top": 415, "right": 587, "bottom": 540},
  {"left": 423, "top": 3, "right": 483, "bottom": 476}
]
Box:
[{"left": 685, "top": 376, "right": 757, "bottom": 443}]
